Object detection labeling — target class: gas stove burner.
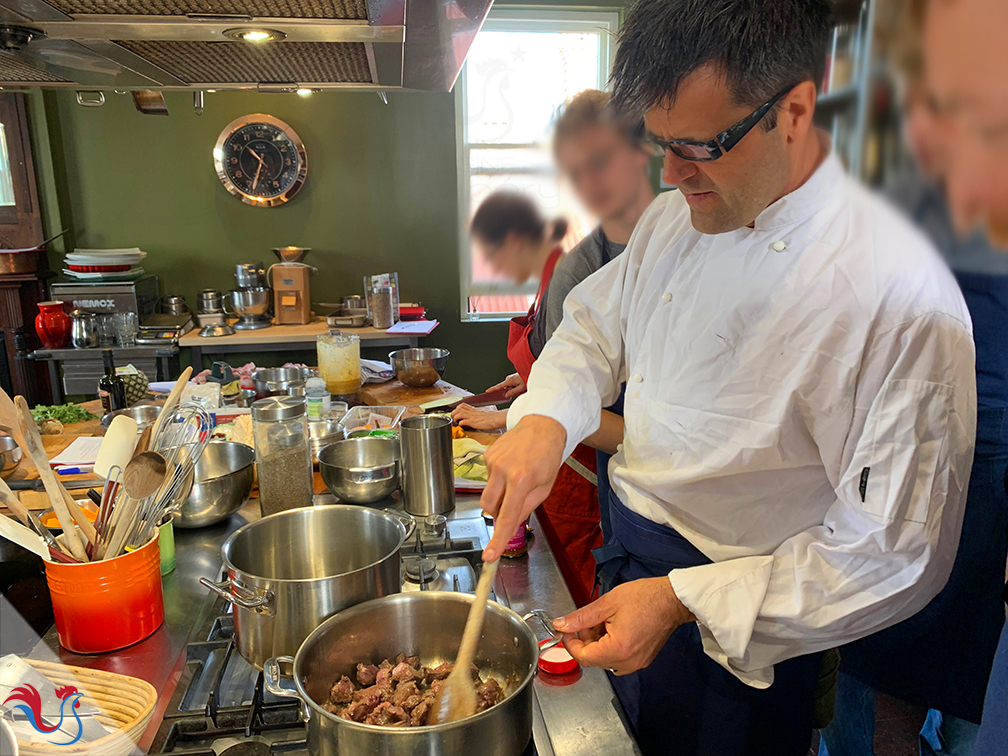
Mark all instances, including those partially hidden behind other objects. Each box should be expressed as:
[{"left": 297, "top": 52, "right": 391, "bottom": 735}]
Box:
[
  {"left": 403, "top": 557, "right": 438, "bottom": 584},
  {"left": 217, "top": 742, "right": 271, "bottom": 756}
]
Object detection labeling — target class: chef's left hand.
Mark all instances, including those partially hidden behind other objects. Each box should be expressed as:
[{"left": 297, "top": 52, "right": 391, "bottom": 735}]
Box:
[{"left": 552, "top": 577, "right": 695, "bottom": 675}]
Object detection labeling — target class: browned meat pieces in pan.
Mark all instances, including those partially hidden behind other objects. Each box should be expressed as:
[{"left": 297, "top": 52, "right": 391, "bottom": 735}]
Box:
[{"left": 325, "top": 653, "right": 507, "bottom": 727}]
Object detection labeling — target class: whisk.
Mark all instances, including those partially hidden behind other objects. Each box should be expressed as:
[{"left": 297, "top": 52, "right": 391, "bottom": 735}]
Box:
[{"left": 104, "top": 403, "right": 212, "bottom": 557}]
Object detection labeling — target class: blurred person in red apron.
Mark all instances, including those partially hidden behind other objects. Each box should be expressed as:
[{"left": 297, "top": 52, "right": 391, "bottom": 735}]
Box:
[{"left": 455, "top": 93, "right": 654, "bottom": 605}]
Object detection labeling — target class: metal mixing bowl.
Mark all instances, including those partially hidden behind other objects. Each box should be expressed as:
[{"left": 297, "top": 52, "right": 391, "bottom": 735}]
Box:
[
  {"left": 318, "top": 436, "right": 400, "bottom": 504},
  {"left": 388, "top": 348, "right": 450, "bottom": 387},
  {"left": 101, "top": 402, "right": 161, "bottom": 431},
  {"left": 0, "top": 428, "right": 22, "bottom": 480},
  {"left": 175, "top": 441, "right": 255, "bottom": 528},
  {"left": 230, "top": 287, "right": 272, "bottom": 317},
  {"left": 309, "top": 419, "right": 346, "bottom": 458}
]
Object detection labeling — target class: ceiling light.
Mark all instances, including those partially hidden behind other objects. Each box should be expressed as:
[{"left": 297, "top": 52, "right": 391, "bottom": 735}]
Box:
[
  {"left": 296, "top": 88, "right": 312, "bottom": 96},
  {"left": 223, "top": 28, "right": 286, "bottom": 43}
]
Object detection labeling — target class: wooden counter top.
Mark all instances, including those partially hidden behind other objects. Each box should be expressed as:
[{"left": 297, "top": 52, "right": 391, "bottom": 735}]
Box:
[{"left": 179, "top": 318, "right": 425, "bottom": 348}]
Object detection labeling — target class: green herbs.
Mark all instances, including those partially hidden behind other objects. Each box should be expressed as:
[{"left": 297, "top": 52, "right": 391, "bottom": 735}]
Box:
[{"left": 30, "top": 403, "right": 98, "bottom": 425}]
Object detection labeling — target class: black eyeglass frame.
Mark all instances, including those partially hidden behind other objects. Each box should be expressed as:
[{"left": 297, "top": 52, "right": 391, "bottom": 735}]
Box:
[{"left": 647, "top": 86, "right": 793, "bottom": 162}]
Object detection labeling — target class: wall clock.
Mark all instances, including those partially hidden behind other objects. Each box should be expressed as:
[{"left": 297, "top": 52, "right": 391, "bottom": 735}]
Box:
[{"left": 213, "top": 114, "right": 307, "bottom": 207}]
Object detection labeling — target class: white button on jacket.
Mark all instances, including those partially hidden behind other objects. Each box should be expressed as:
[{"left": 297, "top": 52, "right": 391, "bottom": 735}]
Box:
[{"left": 508, "top": 151, "right": 976, "bottom": 688}]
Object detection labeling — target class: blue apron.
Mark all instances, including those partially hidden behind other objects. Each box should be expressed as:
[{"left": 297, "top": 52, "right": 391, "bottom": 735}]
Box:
[
  {"left": 599, "top": 493, "right": 823, "bottom": 756},
  {"left": 839, "top": 270, "right": 1008, "bottom": 723}
]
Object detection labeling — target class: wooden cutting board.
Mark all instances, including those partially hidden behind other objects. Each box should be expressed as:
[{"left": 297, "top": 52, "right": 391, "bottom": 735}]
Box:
[{"left": 359, "top": 380, "right": 470, "bottom": 415}]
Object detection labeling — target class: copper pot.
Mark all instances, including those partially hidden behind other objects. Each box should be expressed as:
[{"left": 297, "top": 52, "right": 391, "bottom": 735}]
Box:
[{"left": 0, "top": 250, "right": 39, "bottom": 275}]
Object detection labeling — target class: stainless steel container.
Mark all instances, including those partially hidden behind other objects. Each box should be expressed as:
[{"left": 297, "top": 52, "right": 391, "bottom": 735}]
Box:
[
  {"left": 200, "top": 506, "right": 415, "bottom": 669},
  {"left": 69, "top": 309, "right": 98, "bottom": 349},
  {"left": 318, "top": 437, "right": 400, "bottom": 504},
  {"left": 388, "top": 348, "right": 450, "bottom": 388},
  {"left": 175, "top": 441, "right": 255, "bottom": 528},
  {"left": 263, "top": 593, "right": 560, "bottom": 756},
  {"left": 161, "top": 295, "right": 189, "bottom": 315},
  {"left": 101, "top": 402, "right": 161, "bottom": 431},
  {"left": 0, "top": 428, "right": 22, "bottom": 480},
  {"left": 252, "top": 367, "right": 316, "bottom": 399},
  {"left": 400, "top": 415, "right": 455, "bottom": 516},
  {"left": 198, "top": 288, "right": 226, "bottom": 313}
]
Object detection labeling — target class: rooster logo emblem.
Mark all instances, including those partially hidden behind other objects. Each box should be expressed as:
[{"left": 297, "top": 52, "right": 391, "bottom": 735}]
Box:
[{"left": 2, "top": 683, "right": 85, "bottom": 745}]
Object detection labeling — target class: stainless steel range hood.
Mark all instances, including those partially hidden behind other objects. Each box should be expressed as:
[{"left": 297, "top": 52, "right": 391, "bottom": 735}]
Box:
[{"left": 0, "top": 0, "right": 493, "bottom": 91}]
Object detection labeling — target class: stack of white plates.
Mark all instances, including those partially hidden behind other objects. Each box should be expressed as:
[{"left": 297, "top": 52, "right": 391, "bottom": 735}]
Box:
[{"left": 62, "top": 248, "right": 147, "bottom": 280}]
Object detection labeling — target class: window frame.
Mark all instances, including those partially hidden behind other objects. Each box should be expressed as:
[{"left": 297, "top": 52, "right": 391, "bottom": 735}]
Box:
[{"left": 456, "top": 6, "right": 620, "bottom": 322}]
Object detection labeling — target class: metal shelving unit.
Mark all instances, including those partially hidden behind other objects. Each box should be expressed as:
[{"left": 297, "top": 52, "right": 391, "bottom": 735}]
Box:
[{"left": 815, "top": 0, "right": 876, "bottom": 178}]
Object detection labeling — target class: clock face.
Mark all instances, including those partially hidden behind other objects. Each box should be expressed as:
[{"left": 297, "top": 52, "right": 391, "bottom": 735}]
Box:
[{"left": 214, "top": 114, "right": 307, "bottom": 207}]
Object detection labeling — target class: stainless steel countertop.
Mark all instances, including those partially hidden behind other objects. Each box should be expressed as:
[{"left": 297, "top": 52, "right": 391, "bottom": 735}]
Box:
[{"left": 25, "top": 494, "right": 639, "bottom": 755}]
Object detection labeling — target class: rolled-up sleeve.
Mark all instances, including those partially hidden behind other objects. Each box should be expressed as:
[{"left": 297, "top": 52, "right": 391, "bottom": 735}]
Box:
[{"left": 669, "top": 311, "right": 977, "bottom": 687}]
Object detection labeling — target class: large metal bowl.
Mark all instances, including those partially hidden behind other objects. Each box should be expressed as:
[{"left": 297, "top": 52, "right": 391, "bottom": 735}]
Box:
[
  {"left": 0, "top": 427, "right": 22, "bottom": 480},
  {"left": 252, "top": 367, "right": 316, "bottom": 399},
  {"left": 175, "top": 441, "right": 255, "bottom": 528},
  {"left": 318, "top": 436, "right": 400, "bottom": 504},
  {"left": 101, "top": 402, "right": 161, "bottom": 431},
  {"left": 388, "top": 348, "right": 450, "bottom": 388}
]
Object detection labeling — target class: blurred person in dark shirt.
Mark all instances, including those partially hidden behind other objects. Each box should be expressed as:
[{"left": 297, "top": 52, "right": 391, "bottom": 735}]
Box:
[
  {"left": 923, "top": 0, "right": 1008, "bottom": 755},
  {"left": 820, "top": 1, "right": 1008, "bottom": 755}
]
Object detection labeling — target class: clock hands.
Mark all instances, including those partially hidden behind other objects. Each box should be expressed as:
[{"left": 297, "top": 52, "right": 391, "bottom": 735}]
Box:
[{"left": 247, "top": 147, "right": 266, "bottom": 191}]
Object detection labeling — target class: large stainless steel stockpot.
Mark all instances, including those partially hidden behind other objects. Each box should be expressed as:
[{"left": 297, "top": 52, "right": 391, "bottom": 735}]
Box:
[
  {"left": 201, "top": 506, "right": 415, "bottom": 669},
  {"left": 264, "top": 592, "right": 560, "bottom": 756}
]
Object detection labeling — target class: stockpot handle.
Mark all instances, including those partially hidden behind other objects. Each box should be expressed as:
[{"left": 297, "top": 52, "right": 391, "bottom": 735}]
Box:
[
  {"left": 199, "top": 576, "right": 276, "bottom": 615},
  {"left": 390, "top": 510, "right": 417, "bottom": 543},
  {"left": 523, "top": 609, "right": 563, "bottom": 653},
  {"left": 264, "top": 656, "right": 310, "bottom": 722}
]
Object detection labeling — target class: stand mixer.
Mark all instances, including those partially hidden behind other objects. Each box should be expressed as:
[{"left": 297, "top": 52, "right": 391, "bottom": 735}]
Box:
[{"left": 230, "top": 262, "right": 272, "bottom": 330}]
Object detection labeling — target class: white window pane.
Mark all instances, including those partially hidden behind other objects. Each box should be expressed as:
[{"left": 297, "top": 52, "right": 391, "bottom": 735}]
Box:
[
  {"left": 466, "top": 31, "right": 602, "bottom": 145},
  {"left": 469, "top": 147, "right": 555, "bottom": 175},
  {"left": 0, "top": 125, "right": 16, "bottom": 207}
]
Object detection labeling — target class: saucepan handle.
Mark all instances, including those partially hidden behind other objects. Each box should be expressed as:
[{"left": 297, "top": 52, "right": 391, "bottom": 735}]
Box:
[
  {"left": 390, "top": 510, "right": 417, "bottom": 543},
  {"left": 522, "top": 609, "right": 563, "bottom": 653},
  {"left": 199, "top": 576, "right": 275, "bottom": 615},
  {"left": 264, "top": 656, "right": 311, "bottom": 722}
]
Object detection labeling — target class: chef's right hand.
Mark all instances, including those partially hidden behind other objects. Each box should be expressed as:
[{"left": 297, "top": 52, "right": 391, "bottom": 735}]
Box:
[
  {"left": 487, "top": 373, "right": 526, "bottom": 399},
  {"left": 481, "top": 415, "right": 566, "bottom": 561}
]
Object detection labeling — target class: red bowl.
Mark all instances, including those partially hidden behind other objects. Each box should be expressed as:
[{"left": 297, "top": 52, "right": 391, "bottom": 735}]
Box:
[
  {"left": 68, "top": 263, "right": 133, "bottom": 273},
  {"left": 538, "top": 638, "right": 578, "bottom": 674}
]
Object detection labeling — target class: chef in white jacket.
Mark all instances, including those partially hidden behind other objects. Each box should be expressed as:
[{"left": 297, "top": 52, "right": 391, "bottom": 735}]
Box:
[{"left": 478, "top": 2, "right": 977, "bottom": 755}]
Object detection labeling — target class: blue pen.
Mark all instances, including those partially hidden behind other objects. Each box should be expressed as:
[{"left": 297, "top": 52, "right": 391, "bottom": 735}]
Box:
[{"left": 56, "top": 466, "right": 90, "bottom": 475}]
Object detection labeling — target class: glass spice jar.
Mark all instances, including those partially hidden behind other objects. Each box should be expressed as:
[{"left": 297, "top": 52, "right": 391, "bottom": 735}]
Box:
[
  {"left": 251, "top": 396, "right": 314, "bottom": 517},
  {"left": 501, "top": 519, "right": 530, "bottom": 558}
]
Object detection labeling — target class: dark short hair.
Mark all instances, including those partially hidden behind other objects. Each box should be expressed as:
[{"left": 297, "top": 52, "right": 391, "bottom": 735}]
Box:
[
  {"left": 610, "top": 0, "right": 832, "bottom": 121},
  {"left": 470, "top": 191, "right": 568, "bottom": 249}
]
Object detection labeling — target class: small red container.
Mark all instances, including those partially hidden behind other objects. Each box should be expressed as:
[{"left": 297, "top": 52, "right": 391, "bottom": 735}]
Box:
[
  {"left": 538, "top": 638, "right": 578, "bottom": 675},
  {"left": 44, "top": 534, "right": 164, "bottom": 653}
]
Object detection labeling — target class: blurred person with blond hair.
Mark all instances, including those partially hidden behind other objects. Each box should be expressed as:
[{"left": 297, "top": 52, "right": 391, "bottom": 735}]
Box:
[
  {"left": 456, "top": 89, "right": 654, "bottom": 607},
  {"left": 819, "top": 3, "right": 1008, "bottom": 756},
  {"left": 922, "top": 1, "right": 1008, "bottom": 754}
]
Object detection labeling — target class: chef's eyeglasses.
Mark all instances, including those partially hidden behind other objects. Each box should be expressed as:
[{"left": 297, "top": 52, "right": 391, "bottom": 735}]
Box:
[{"left": 646, "top": 86, "right": 792, "bottom": 162}]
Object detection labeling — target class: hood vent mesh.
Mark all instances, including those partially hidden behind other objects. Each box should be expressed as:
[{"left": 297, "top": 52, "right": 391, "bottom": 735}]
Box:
[
  {"left": 113, "top": 40, "right": 371, "bottom": 83},
  {"left": 0, "top": 53, "right": 68, "bottom": 82},
  {"left": 47, "top": 0, "right": 367, "bottom": 19}
]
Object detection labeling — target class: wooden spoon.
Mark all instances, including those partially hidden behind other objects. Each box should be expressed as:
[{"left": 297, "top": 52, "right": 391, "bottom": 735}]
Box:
[
  {"left": 123, "top": 451, "right": 167, "bottom": 500},
  {"left": 428, "top": 559, "right": 500, "bottom": 724},
  {"left": 13, "top": 396, "right": 87, "bottom": 561}
]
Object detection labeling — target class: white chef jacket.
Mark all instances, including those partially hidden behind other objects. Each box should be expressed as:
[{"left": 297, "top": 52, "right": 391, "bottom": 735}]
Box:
[{"left": 508, "top": 151, "right": 977, "bottom": 687}]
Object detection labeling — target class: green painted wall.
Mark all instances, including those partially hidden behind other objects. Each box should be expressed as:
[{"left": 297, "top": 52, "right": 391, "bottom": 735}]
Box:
[
  {"left": 34, "top": 88, "right": 513, "bottom": 391},
  {"left": 27, "top": 2, "right": 627, "bottom": 393}
]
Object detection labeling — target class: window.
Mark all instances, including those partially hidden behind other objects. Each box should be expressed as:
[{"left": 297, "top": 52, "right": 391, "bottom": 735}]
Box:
[{"left": 457, "top": 8, "right": 620, "bottom": 320}]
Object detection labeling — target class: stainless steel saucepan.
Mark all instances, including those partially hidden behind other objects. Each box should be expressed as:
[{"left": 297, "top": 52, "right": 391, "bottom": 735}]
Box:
[
  {"left": 264, "top": 592, "right": 561, "bottom": 756},
  {"left": 201, "top": 506, "right": 415, "bottom": 669}
]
